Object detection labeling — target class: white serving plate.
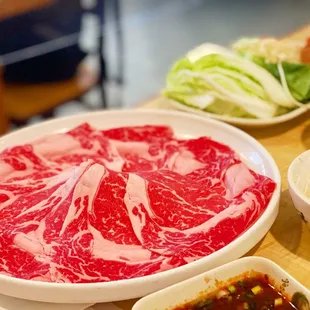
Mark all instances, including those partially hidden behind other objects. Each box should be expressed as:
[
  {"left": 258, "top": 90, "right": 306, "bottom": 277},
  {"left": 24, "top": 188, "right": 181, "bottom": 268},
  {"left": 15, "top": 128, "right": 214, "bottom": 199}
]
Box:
[
  {"left": 170, "top": 99, "right": 308, "bottom": 128},
  {"left": 133, "top": 256, "right": 310, "bottom": 310},
  {"left": 0, "top": 110, "right": 281, "bottom": 304}
]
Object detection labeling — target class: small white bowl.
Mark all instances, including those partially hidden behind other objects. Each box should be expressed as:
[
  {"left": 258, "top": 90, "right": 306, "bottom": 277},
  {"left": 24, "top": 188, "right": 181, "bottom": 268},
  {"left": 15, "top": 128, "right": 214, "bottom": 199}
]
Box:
[
  {"left": 288, "top": 150, "right": 310, "bottom": 225},
  {"left": 133, "top": 257, "right": 310, "bottom": 310}
]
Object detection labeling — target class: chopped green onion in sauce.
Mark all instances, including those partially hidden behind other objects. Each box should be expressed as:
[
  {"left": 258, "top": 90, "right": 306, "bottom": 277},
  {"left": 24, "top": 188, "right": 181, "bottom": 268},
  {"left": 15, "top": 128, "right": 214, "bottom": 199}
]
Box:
[
  {"left": 229, "top": 285, "right": 237, "bottom": 293},
  {"left": 252, "top": 285, "right": 262, "bottom": 295},
  {"left": 173, "top": 274, "right": 297, "bottom": 310}
]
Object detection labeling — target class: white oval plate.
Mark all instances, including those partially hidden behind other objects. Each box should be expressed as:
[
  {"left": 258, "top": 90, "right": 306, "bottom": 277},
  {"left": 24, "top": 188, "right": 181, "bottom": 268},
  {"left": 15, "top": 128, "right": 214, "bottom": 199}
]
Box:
[
  {"left": 133, "top": 257, "right": 310, "bottom": 310},
  {"left": 169, "top": 99, "right": 308, "bottom": 128},
  {"left": 0, "top": 110, "right": 281, "bottom": 304}
]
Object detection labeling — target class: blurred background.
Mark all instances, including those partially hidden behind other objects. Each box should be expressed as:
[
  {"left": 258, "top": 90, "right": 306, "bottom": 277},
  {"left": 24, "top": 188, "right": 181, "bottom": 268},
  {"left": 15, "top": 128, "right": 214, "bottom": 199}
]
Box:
[{"left": 0, "top": 0, "right": 309, "bottom": 134}]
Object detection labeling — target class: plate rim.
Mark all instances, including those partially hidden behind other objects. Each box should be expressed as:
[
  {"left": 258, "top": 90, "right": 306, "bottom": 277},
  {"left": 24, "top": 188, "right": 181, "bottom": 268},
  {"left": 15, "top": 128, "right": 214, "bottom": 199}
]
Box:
[{"left": 169, "top": 99, "right": 308, "bottom": 127}]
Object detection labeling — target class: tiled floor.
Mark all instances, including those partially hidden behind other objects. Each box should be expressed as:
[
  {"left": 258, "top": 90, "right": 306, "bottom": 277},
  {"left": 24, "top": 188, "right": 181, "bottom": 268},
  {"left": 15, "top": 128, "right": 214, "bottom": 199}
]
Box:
[{"left": 38, "top": 0, "right": 310, "bottom": 119}]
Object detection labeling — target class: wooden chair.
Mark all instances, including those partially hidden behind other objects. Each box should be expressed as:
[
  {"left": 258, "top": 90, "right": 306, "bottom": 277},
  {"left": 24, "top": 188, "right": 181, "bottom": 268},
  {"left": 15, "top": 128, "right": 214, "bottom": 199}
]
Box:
[
  {"left": 0, "top": 108, "right": 8, "bottom": 136},
  {"left": 0, "top": 0, "right": 58, "bottom": 135},
  {"left": 0, "top": 67, "right": 9, "bottom": 135},
  {"left": 0, "top": 0, "right": 55, "bottom": 21},
  {"left": 0, "top": 0, "right": 109, "bottom": 131},
  {"left": 3, "top": 63, "right": 99, "bottom": 126}
]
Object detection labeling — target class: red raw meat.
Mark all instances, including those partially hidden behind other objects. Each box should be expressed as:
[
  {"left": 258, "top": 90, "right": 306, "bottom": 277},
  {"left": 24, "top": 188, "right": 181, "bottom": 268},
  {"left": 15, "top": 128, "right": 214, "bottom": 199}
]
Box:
[{"left": 0, "top": 124, "right": 276, "bottom": 283}]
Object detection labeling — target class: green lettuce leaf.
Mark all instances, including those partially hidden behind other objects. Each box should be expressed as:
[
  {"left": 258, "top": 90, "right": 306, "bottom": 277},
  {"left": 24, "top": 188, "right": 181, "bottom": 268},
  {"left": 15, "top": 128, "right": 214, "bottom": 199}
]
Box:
[
  {"left": 164, "top": 90, "right": 255, "bottom": 118},
  {"left": 250, "top": 57, "right": 310, "bottom": 102},
  {"left": 164, "top": 53, "right": 294, "bottom": 119},
  {"left": 232, "top": 38, "right": 310, "bottom": 102}
]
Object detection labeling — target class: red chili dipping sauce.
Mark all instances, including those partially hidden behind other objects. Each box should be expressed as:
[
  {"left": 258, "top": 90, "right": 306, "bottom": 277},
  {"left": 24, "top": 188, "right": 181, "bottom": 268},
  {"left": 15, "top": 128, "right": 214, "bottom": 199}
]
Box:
[{"left": 174, "top": 274, "right": 297, "bottom": 310}]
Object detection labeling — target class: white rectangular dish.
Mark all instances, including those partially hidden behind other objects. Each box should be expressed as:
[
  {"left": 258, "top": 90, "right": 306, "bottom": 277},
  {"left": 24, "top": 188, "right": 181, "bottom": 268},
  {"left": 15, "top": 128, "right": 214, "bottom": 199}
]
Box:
[{"left": 133, "top": 256, "right": 310, "bottom": 310}]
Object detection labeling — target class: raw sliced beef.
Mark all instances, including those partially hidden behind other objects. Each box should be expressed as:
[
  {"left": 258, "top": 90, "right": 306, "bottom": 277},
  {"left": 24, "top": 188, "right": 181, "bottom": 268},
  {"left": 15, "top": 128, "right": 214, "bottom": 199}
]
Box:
[{"left": 0, "top": 124, "right": 276, "bottom": 283}]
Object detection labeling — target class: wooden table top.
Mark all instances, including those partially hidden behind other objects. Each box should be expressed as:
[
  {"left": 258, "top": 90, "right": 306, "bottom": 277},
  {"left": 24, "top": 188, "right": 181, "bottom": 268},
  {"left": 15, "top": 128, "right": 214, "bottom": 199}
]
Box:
[{"left": 94, "top": 96, "right": 310, "bottom": 310}]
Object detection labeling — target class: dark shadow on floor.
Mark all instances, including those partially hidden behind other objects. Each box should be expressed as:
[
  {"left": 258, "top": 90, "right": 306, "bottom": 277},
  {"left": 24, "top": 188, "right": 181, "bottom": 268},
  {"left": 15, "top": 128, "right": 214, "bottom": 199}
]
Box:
[
  {"left": 302, "top": 123, "right": 310, "bottom": 150},
  {"left": 270, "top": 189, "right": 307, "bottom": 260},
  {"left": 245, "top": 111, "right": 310, "bottom": 140},
  {"left": 243, "top": 236, "right": 266, "bottom": 257}
]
